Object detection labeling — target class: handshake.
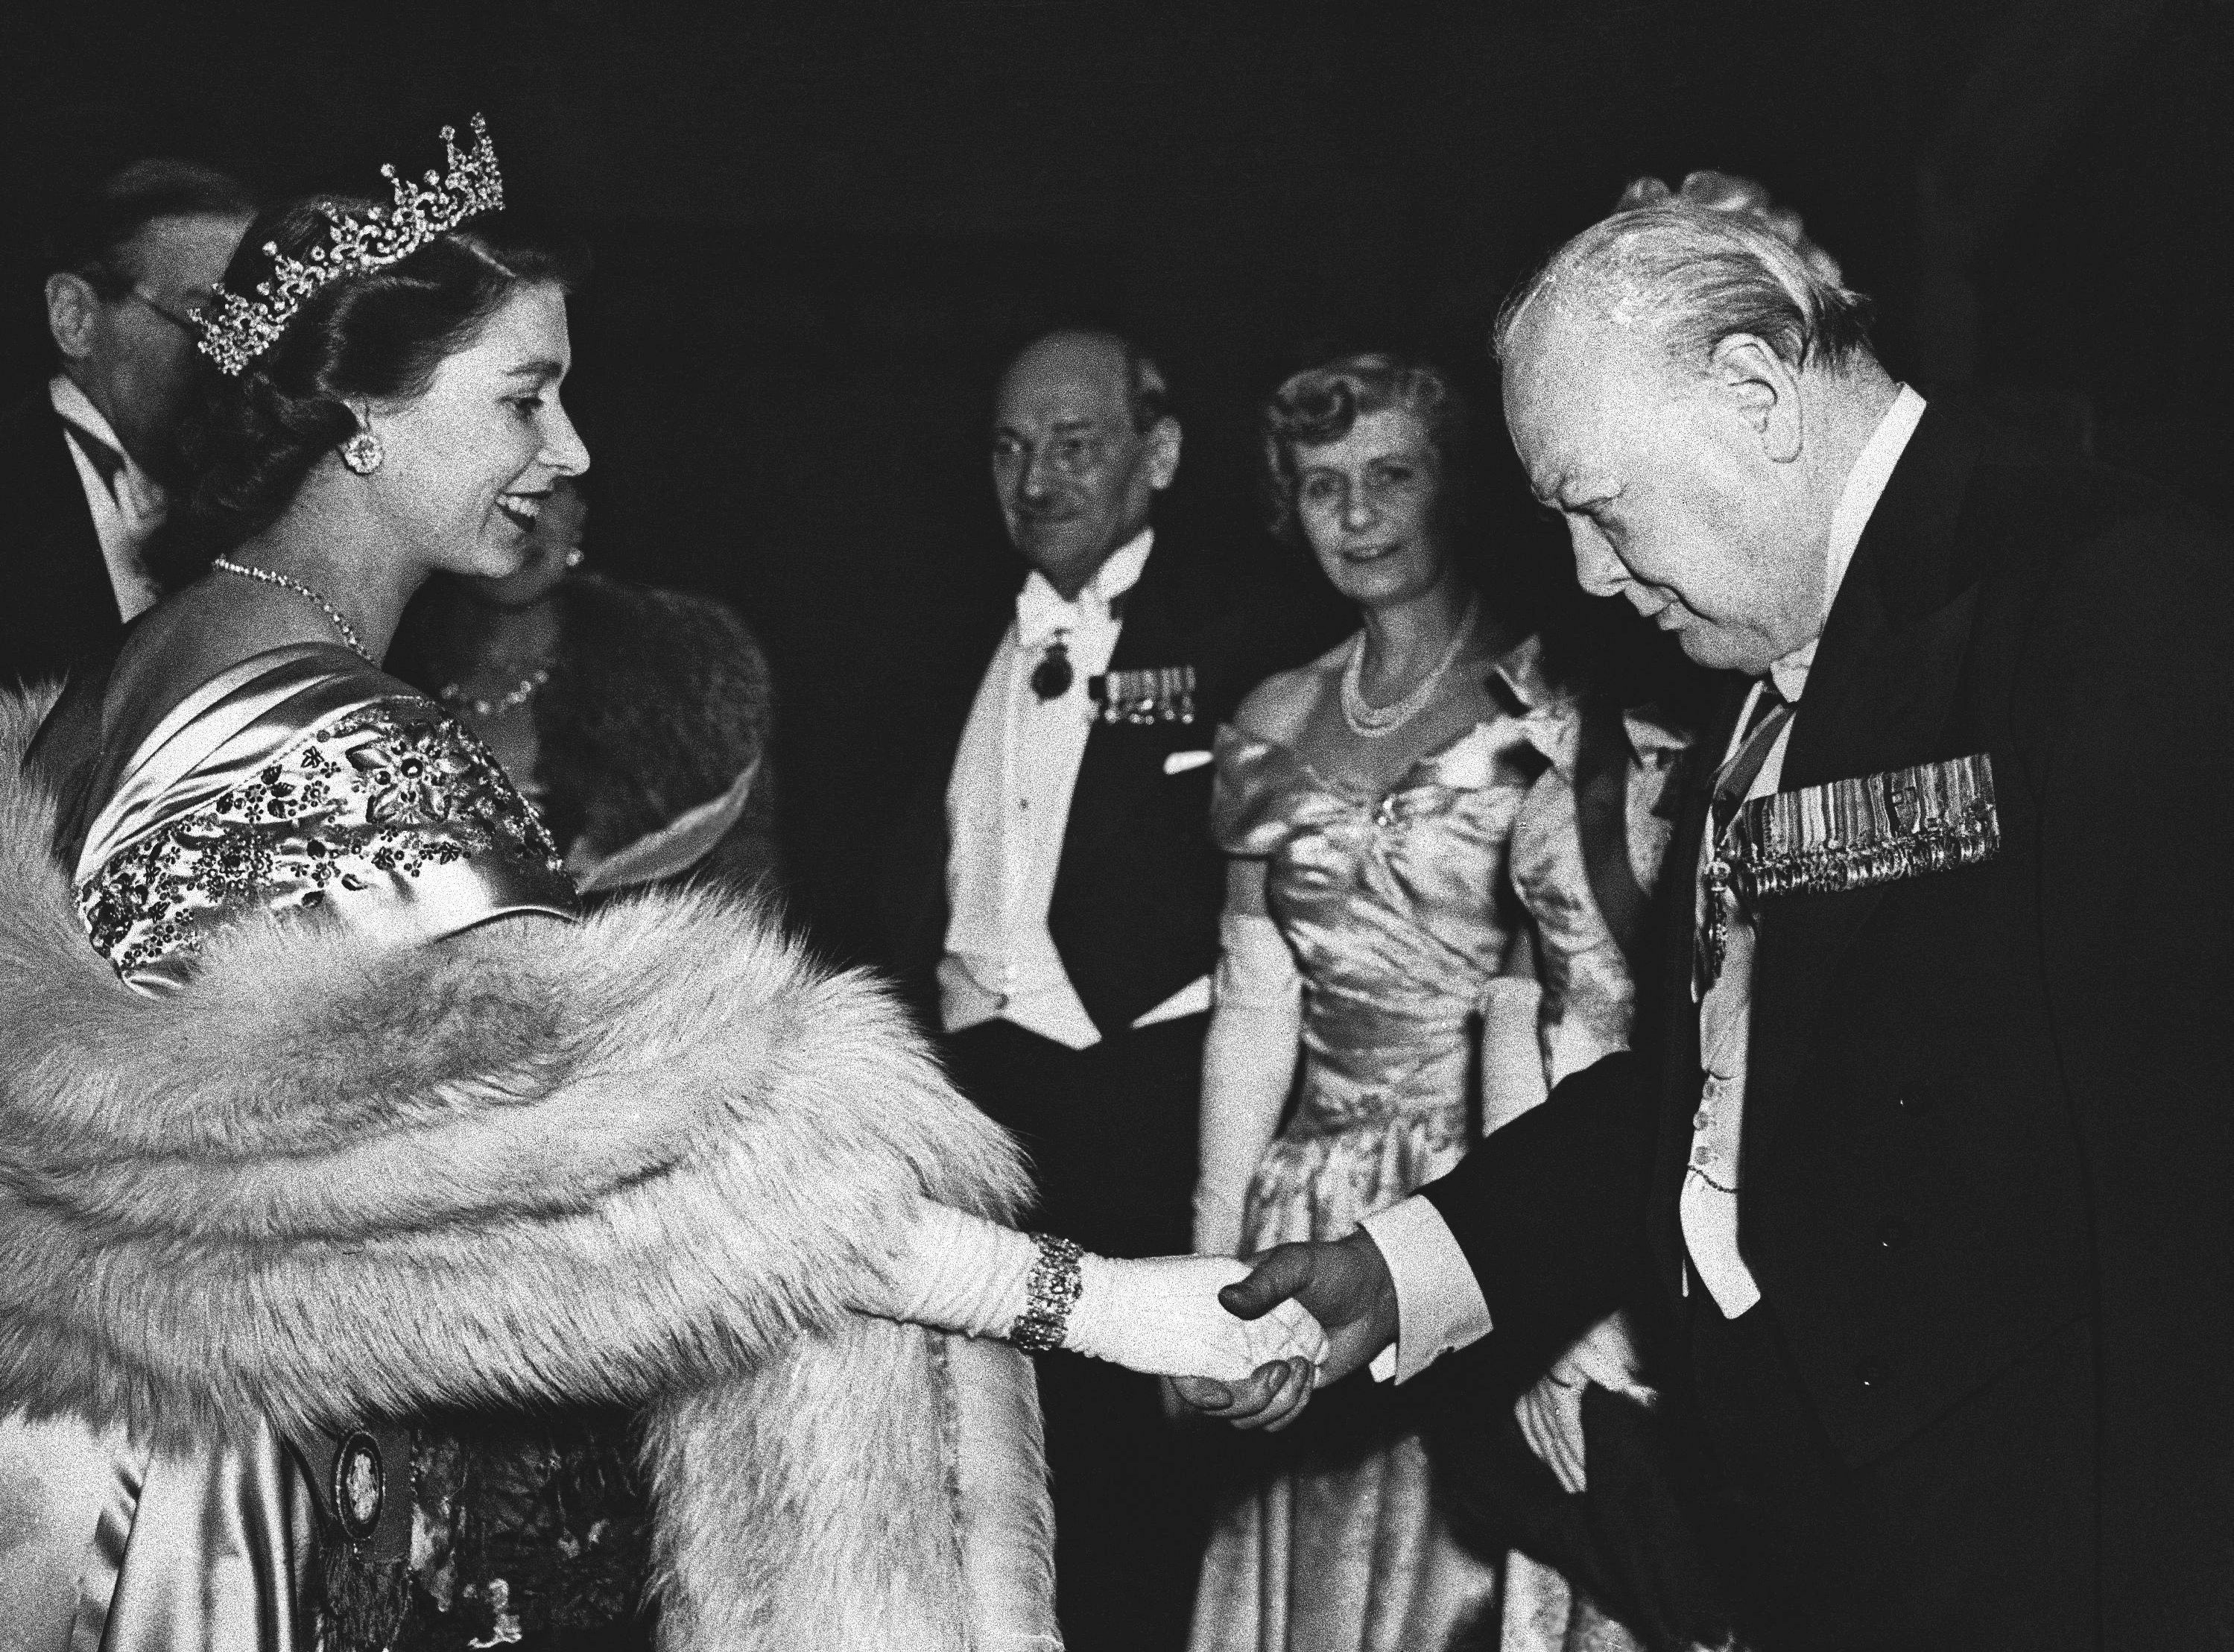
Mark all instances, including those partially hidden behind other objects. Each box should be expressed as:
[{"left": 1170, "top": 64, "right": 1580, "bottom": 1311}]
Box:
[
  {"left": 1099, "top": 1231, "right": 1633, "bottom": 1496},
  {"left": 1088, "top": 1231, "right": 1399, "bottom": 1433}
]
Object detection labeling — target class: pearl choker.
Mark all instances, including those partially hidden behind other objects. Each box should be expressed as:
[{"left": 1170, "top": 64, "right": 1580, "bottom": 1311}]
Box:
[{"left": 1339, "top": 595, "right": 1480, "bottom": 739}]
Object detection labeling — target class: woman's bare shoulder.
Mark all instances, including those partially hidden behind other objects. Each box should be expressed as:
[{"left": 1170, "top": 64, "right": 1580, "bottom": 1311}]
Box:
[
  {"left": 97, "top": 587, "right": 393, "bottom": 769},
  {"left": 101, "top": 595, "right": 259, "bottom": 747},
  {"left": 1233, "top": 635, "right": 1351, "bottom": 744}
]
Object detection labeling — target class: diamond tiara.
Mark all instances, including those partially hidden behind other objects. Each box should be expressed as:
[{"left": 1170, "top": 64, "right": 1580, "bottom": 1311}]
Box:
[{"left": 196, "top": 115, "right": 505, "bottom": 376}]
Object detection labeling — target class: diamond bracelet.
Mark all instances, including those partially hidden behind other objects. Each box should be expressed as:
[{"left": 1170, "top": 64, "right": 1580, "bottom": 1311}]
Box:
[{"left": 1010, "top": 1235, "right": 1084, "bottom": 1354}]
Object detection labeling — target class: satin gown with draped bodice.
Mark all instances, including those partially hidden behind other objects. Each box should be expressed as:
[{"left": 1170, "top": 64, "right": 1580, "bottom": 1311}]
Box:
[
  {"left": 1190, "top": 637, "right": 1662, "bottom": 1652},
  {"left": 0, "top": 645, "right": 573, "bottom": 1652}
]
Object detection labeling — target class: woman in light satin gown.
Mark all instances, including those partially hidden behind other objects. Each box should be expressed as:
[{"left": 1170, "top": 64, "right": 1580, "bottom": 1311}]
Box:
[
  {"left": 1188, "top": 355, "right": 1684, "bottom": 1652},
  {"left": 0, "top": 129, "right": 1323, "bottom": 1652}
]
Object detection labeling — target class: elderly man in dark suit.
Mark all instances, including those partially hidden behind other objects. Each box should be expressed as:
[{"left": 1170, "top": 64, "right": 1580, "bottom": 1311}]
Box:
[
  {"left": 1189, "top": 200, "right": 2234, "bottom": 1651},
  {"left": 883, "top": 329, "right": 1332, "bottom": 1650},
  {"left": 1, "top": 159, "right": 253, "bottom": 689}
]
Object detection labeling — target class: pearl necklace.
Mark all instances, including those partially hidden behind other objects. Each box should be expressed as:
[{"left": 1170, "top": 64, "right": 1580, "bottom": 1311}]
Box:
[
  {"left": 1339, "top": 595, "right": 1481, "bottom": 739},
  {"left": 209, "top": 557, "right": 373, "bottom": 662},
  {"left": 440, "top": 665, "right": 552, "bottom": 718}
]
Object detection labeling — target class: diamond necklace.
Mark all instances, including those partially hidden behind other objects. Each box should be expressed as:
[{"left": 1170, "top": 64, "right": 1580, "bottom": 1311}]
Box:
[
  {"left": 440, "top": 665, "right": 552, "bottom": 718},
  {"left": 209, "top": 556, "right": 373, "bottom": 662},
  {"left": 1339, "top": 594, "right": 1481, "bottom": 739}
]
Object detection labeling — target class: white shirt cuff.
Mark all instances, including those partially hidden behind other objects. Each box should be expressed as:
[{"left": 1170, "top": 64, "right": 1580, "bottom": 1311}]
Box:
[{"left": 1359, "top": 1194, "right": 1493, "bottom": 1384}]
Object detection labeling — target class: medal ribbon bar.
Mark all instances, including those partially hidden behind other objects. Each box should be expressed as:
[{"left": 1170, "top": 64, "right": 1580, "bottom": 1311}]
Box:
[
  {"left": 1728, "top": 751, "right": 1999, "bottom": 904},
  {"left": 1089, "top": 665, "right": 1197, "bottom": 725}
]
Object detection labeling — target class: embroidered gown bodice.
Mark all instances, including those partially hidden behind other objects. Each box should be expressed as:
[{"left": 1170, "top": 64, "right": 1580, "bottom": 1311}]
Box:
[
  {"left": 1, "top": 645, "right": 575, "bottom": 1652},
  {"left": 76, "top": 645, "right": 576, "bottom": 990},
  {"left": 1209, "top": 703, "right": 1635, "bottom": 1228},
  {"left": 1191, "top": 640, "right": 1671, "bottom": 1652}
]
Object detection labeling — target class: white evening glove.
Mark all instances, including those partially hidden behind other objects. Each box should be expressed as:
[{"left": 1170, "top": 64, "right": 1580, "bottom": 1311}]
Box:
[
  {"left": 1064, "top": 1252, "right": 1326, "bottom": 1382},
  {"left": 864, "top": 1200, "right": 1327, "bottom": 1382},
  {"left": 1513, "top": 1310, "right": 1656, "bottom": 1496},
  {"left": 1194, "top": 911, "right": 1303, "bottom": 1256}
]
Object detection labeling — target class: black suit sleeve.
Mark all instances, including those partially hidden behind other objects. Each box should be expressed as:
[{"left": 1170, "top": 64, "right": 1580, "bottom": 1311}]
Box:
[{"left": 1419, "top": 1048, "right": 1658, "bottom": 1371}]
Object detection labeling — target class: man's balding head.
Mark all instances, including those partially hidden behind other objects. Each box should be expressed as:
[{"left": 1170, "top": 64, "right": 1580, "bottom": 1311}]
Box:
[
  {"left": 1493, "top": 200, "right": 1873, "bottom": 383},
  {"left": 990, "top": 330, "right": 1181, "bottom": 598},
  {"left": 1497, "top": 197, "right": 1897, "bottom": 674}
]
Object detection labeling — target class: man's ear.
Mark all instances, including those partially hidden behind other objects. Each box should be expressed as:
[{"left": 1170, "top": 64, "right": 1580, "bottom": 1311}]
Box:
[
  {"left": 45, "top": 273, "right": 100, "bottom": 363},
  {"left": 1709, "top": 333, "right": 1804, "bottom": 465},
  {"left": 1146, "top": 415, "right": 1183, "bottom": 492}
]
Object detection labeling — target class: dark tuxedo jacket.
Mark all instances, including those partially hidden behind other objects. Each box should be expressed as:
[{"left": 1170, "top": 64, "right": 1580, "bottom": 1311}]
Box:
[
  {"left": 881, "top": 528, "right": 1335, "bottom": 1038},
  {"left": 1426, "top": 401, "right": 2234, "bottom": 1648},
  {"left": 0, "top": 387, "right": 124, "bottom": 692}
]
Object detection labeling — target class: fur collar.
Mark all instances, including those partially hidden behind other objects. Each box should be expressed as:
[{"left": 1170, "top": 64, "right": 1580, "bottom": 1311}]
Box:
[{"left": 0, "top": 689, "right": 1044, "bottom": 1648}]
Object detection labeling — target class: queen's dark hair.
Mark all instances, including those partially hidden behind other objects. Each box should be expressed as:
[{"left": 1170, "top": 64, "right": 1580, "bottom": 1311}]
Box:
[
  {"left": 1259, "top": 352, "right": 1471, "bottom": 549},
  {"left": 148, "top": 196, "right": 588, "bottom": 591}
]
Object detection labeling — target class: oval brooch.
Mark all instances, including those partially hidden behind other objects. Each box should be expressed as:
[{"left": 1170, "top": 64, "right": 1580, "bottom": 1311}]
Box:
[{"left": 331, "top": 1428, "right": 385, "bottom": 1543}]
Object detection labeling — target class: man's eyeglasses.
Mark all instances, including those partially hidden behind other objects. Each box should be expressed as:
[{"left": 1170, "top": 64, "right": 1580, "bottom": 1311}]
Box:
[{"left": 123, "top": 288, "right": 207, "bottom": 338}]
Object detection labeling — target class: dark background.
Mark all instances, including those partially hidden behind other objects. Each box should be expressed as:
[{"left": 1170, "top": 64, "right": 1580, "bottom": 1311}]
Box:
[{"left": 4, "top": 0, "right": 2227, "bottom": 959}]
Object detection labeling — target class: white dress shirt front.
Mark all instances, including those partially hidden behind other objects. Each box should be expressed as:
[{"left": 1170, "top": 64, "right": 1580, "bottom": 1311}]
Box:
[
  {"left": 1680, "top": 383, "right": 1928, "bottom": 1314},
  {"left": 49, "top": 374, "right": 163, "bottom": 621},
  {"left": 940, "top": 529, "right": 1209, "bottom": 1050},
  {"left": 1362, "top": 385, "right": 1931, "bottom": 1376}
]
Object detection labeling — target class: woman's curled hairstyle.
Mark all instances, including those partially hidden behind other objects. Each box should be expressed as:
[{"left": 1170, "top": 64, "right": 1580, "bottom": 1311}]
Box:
[
  {"left": 1259, "top": 352, "right": 1470, "bottom": 549},
  {"left": 148, "top": 196, "right": 587, "bottom": 592}
]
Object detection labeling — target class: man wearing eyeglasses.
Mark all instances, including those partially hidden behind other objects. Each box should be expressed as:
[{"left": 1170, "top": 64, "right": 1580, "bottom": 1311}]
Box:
[{"left": 1, "top": 158, "right": 253, "bottom": 689}]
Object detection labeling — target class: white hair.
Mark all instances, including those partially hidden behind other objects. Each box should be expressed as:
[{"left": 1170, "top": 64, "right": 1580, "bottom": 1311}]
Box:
[{"left": 1494, "top": 194, "right": 1874, "bottom": 376}]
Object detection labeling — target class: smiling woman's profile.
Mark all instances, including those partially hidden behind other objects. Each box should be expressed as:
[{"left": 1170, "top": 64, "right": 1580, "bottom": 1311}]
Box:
[{"left": 0, "top": 127, "right": 1333, "bottom": 1652}]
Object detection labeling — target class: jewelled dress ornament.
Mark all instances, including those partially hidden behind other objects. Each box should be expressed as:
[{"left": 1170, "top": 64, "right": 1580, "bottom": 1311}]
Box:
[
  {"left": 1701, "top": 753, "right": 2000, "bottom": 986},
  {"left": 196, "top": 115, "right": 504, "bottom": 375},
  {"left": 332, "top": 1430, "right": 385, "bottom": 1543},
  {"left": 1089, "top": 665, "right": 1197, "bottom": 726}
]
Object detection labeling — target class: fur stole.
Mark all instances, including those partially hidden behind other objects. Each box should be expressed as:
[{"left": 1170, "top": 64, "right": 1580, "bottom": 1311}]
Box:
[{"left": 0, "top": 689, "right": 1041, "bottom": 1649}]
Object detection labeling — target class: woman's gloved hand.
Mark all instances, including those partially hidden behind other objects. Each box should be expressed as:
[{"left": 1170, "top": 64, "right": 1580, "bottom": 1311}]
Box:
[{"left": 1065, "top": 1253, "right": 1328, "bottom": 1383}]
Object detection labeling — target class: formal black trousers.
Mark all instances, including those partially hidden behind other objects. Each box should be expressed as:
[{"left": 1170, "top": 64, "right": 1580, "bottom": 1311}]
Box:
[
  {"left": 1689, "top": 1297, "right": 2098, "bottom": 1652},
  {"left": 942, "top": 1014, "right": 1214, "bottom": 1652},
  {"left": 943, "top": 1013, "right": 1206, "bottom": 1257}
]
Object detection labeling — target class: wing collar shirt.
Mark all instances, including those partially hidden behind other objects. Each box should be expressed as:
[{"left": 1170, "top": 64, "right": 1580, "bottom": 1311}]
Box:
[
  {"left": 939, "top": 528, "right": 1155, "bottom": 1051},
  {"left": 1360, "top": 384, "right": 1929, "bottom": 1380},
  {"left": 50, "top": 374, "right": 164, "bottom": 621}
]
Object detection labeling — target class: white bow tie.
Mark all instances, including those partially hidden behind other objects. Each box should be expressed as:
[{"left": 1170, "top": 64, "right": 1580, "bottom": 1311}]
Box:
[{"left": 1015, "top": 580, "right": 1095, "bottom": 648}]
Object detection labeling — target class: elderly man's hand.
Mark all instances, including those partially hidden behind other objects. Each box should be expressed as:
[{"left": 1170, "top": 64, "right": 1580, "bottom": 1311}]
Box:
[{"left": 1170, "top": 1229, "right": 1399, "bottom": 1430}]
